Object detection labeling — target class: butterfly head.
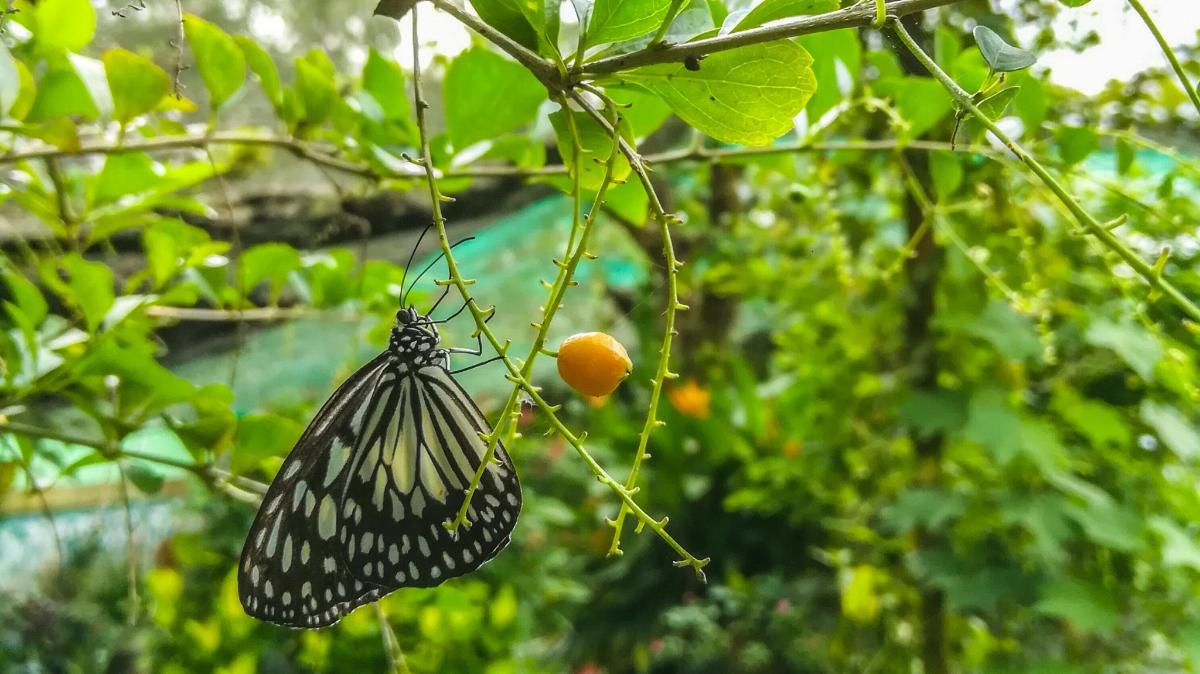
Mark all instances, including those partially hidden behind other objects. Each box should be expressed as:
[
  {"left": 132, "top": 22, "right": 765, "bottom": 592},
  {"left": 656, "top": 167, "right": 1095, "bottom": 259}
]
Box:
[{"left": 389, "top": 306, "right": 441, "bottom": 361}]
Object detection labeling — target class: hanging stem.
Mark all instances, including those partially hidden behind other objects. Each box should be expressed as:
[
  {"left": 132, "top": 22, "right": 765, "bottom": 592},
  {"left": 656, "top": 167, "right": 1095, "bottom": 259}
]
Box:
[{"left": 890, "top": 18, "right": 1200, "bottom": 325}]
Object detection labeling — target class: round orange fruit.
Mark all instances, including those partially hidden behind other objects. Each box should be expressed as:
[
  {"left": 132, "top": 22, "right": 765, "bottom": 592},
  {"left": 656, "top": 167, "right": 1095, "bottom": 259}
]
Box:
[{"left": 556, "top": 332, "right": 633, "bottom": 397}]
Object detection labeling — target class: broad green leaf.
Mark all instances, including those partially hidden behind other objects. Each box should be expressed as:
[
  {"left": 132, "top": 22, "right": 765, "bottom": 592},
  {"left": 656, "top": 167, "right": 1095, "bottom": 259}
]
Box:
[
  {"left": 0, "top": 41, "right": 18, "bottom": 116},
  {"left": 965, "top": 301, "right": 1041, "bottom": 361},
  {"left": 896, "top": 389, "right": 967, "bottom": 438},
  {"left": 61, "top": 254, "right": 114, "bottom": 331},
  {"left": 232, "top": 413, "right": 304, "bottom": 474},
  {"left": 125, "top": 463, "right": 166, "bottom": 495},
  {"left": 235, "top": 36, "right": 284, "bottom": 112},
  {"left": 607, "top": 85, "right": 672, "bottom": 139},
  {"left": 1067, "top": 500, "right": 1144, "bottom": 551},
  {"left": 1010, "top": 71, "right": 1046, "bottom": 130},
  {"left": 1056, "top": 0, "right": 1090, "bottom": 6},
  {"left": 27, "top": 62, "right": 99, "bottom": 122},
  {"left": 840, "top": 565, "right": 880, "bottom": 624},
  {"left": 972, "top": 26, "right": 1036, "bottom": 72},
  {"left": 1150, "top": 517, "right": 1200, "bottom": 571},
  {"left": 93, "top": 152, "right": 161, "bottom": 206},
  {"left": 68, "top": 53, "right": 114, "bottom": 119},
  {"left": 881, "top": 488, "right": 966, "bottom": 532},
  {"left": 295, "top": 58, "right": 337, "bottom": 126},
  {"left": 731, "top": 0, "right": 834, "bottom": 31},
  {"left": 23, "top": 118, "right": 80, "bottom": 151},
  {"left": 587, "top": 0, "right": 672, "bottom": 46},
  {"left": 1050, "top": 385, "right": 1130, "bottom": 449},
  {"left": 1140, "top": 400, "right": 1200, "bottom": 460},
  {"left": 1034, "top": 578, "right": 1118, "bottom": 634},
  {"left": 2, "top": 268, "right": 48, "bottom": 326},
  {"left": 443, "top": 48, "right": 545, "bottom": 149},
  {"left": 962, "top": 388, "right": 1022, "bottom": 464},
  {"left": 36, "top": 0, "right": 95, "bottom": 51},
  {"left": 184, "top": 14, "right": 246, "bottom": 111},
  {"left": 604, "top": 177, "right": 648, "bottom": 223},
  {"left": 11, "top": 60, "right": 37, "bottom": 121},
  {"left": 362, "top": 49, "right": 411, "bottom": 123},
  {"left": 468, "top": 0, "right": 540, "bottom": 52},
  {"left": 1115, "top": 136, "right": 1136, "bottom": 175},
  {"left": 1000, "top": 493, "right": 1073, "bottom": 565},
  {"left": 1055, "top": 125, "right": 1098, "bottom": 166},
  {"left": 103, "top": 49, "right": 170, "bottom": 123},
  {"left": 549, "top": 107, "right": 633, "bottom": 191},
  {"left": 929, "top": 151, "right": 963, "bottom": 199},
  {"left": 891, "top": 77, "right": 953, "bottom": 138},
  {"left": 797, "top": 29, "right": 861, "bottom": 122},
  {"left": 242, "top": 243, "right": 301, "bottom": 303},
  {"left": 620, "top": 40, "right": 815, "bottom": 146},
  {"left": 80, "top": 339, "right": 197, "bottom": 417},
  {"left": 143, "top": 218, "right": 215, "bottom": 287},
  {"left": 1085, "top": 318, "right": 1161, "bottom": 380}
]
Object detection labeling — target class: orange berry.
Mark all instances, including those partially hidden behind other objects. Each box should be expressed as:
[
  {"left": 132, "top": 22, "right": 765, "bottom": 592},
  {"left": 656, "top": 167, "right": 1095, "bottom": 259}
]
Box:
[{"left": 556, "top": 332, "right": 633, "bottom": 397}]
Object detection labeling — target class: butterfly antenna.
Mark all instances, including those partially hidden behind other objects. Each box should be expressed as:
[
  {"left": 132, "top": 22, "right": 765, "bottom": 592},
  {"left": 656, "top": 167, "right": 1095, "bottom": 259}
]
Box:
[
  {"left": 399, "top": 223, "right": 434, "bottom": 299},
  {"left": 401, "top": 236, "right": 476, "bottom": 308}
]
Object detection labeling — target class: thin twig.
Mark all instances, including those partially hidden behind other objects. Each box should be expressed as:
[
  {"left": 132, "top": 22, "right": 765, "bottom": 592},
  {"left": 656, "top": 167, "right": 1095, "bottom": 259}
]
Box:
[
  {"left": 1126, "top": 0, "right": 1200, "bottom": 117},
  {"left": 171, "top": 0, "right": 187, "bottom": 99},
  {"left": 375, "top": 603, "right": 413, "bottom": 674},
  {"left": 113, "top": 460, "right": 141, "bottom": 622}
]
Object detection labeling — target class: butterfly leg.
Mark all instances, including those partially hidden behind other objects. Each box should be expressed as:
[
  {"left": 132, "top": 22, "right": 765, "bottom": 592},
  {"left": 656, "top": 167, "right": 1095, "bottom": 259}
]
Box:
[
  {"left": 446, "top": 309, "right": 495, "bottom": 357},
  {"left": 450, "top": 355, "right": 505, "bottom": 374}
]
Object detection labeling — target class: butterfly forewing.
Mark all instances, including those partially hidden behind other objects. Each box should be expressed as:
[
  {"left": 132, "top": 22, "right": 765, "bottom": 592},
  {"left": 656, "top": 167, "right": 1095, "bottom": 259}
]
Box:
[
  {"left": 238, "top": 336, "right": 521, "bottom": 629},
  {"left": 337, "top": 364, "right": 520, "bottom": 590}
]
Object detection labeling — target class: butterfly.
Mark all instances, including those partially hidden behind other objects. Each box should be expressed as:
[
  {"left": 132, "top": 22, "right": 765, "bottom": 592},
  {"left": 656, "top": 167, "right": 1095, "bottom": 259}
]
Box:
[{"left": 237, "top": 236, "right": 521, "bottom": 628}]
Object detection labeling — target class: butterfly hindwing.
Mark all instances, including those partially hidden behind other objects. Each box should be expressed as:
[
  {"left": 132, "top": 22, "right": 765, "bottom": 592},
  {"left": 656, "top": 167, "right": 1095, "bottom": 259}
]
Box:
[{"left": 238, "top": 354, "right": 390, "bottom": 628}]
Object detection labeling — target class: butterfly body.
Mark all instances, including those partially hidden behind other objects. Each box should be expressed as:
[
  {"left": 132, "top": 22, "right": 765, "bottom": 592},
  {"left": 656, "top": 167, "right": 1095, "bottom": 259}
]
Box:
[{"left": 238, "top": 305, "right": 520, "bottom": 628}]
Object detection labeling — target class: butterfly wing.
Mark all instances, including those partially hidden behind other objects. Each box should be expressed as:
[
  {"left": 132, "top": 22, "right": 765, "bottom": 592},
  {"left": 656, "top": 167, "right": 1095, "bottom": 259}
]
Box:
[
  {"left": 238, "top": 353, "right": 391, "bottom": 628},
  {"left": 335, "top": 363, "right": 521, "bottom": 590}
]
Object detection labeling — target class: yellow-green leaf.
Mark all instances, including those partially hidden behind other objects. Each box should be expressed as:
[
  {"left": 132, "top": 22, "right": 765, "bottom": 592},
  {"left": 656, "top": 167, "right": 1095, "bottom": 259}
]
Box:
[
  {"left": 103, "top": 48, "right": 170, "bottom": 123},
  {"left": 184, "top": 14, "right": 246, "bottom": 111},
  {"left": 619, "top": 40, "right": 815, "bottom": 146}
]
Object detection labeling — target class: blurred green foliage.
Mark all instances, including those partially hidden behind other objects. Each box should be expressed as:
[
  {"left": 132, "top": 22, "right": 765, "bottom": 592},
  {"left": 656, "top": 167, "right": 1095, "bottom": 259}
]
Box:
[{"left": 1, "top": 0, "right": 1200, "bottom": 672}]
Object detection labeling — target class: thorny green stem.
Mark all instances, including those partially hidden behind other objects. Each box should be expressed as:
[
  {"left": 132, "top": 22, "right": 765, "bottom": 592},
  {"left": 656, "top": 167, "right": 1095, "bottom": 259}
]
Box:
[
  {"left": 375, "top": 604, "right": 413, "bottom": 674},
  {"left": 446, "top": 93, "right": 623, "bottom": 532},
  {"left": 410, "top": 14, "right": 708, "bottom": 576},
  {"left": 563, "top": 88, "right": 688, "bottom": 557},
  {"left": 890, "top": 18, "right": 1200, "bottom": 325},
  {"left": 1126, "top": 0, "right": 1200, "bottom": 117}
]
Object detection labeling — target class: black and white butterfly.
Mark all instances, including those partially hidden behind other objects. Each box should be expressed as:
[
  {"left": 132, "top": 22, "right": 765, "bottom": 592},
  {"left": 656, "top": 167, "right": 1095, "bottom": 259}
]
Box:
[{"left": 237, "top": 240, "right": 521, "bottom": 628}]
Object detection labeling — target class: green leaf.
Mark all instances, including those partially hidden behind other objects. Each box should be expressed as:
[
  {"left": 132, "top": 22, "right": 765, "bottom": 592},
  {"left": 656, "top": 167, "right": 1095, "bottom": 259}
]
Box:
[
  {"left": 362, "top": 49, "right": 411, "bottom": 124},
  {"left": 929, "top": 151, "right": 963, "bottom": 200},
  {"left": 372, "top": 0, "right": 420, "bottom": 20},
  {"left": 965, "top": 301, "right": 1041, "bottom": 362},
  {"left": 890, "top": 77, "right": 953, "bottom": 138},
  {"left": 549, "top": 107, "right": 633, "bottom": 191},
  {"left": 604, "top": 177, "right": 648, "bottom": 223},
  {"left": 972, "top": 26, "right": 1036, "bottom": 72},
  {"left": 0, "top": 41, "right": 19, "bottom": 117},
  {"left": 468, "top": 0, "right": 540, "bottom": 52},
  {"left": 881, "top": 488, "right": 966, "bottom": 533},
  {"left": 92, "top": 152, "right": 161, "bottom": 206},
  {"left": 1034, "top": 578, "right": 1118, "bottom": 634},
  {"left": 1067, "top": 499, "right": 1144, "bottom": 551},
  {"left": 896, "top": 389, "right": 967, "bottom": 438},
  {"left": 1055, "top": 125, "right": 1098, "bottom": 166},
  {"left": 607, "top": 85, "right": 673, "bottom": 139},
  {"left": 1000, "top": 493, "right": 1073, "bottom": 565},
  {"left": 1150, "top": 517, "right": 1200, "bottom": 571},
  {"left": 235, "top": 36, "right": 284, "bottom": 112},
  {"left": 294, "top": 57, "right": 337, "bottom": 126},
  {"left": 125, "top": 463, "right": 166, "bottom": 495},
  {"left": 1085, "top": 318, "right": 1161, "bottom": 380},
  {"left": 232, "top": 413, "right": 304, "bottom": 474},
  {"left": 1140, "top": 400, "right": 1200, "bottom": 460},
  {"left": 1050, "top": 385, "right": 1130, "bottom": 449},
  {"left": 61, "top": 254, "right": 114, "bottom": 331},
  {"left": 241, "top": 243, "right": 302, "bottom": 303},
  {"left": 11, "top": 60, "right": 38, "bottom": 121},
  {"left": 184, "top": 14, "right": 246, "bottom": 111},
  {"left": 587, "top": 0, "right": 672, "bottom": 46},
  {"left": 103, "top": 49, "right": 170, "bottom": 123},
  {"left": 620, "top": 39, "right": 815, "bottom": 146},
  {"left": 1056, "top": 0, "right": 1091, "bottom": 6},
  {"left": 797, "top": 29, "right": 861, "bottom": 122},
  {"left": 142, "top": 218, "right": 214, "bottom": 287},
  {"left": 2, "top": 268, "right": 48, "bottom": 326},
  {"left": 730, "top": 0, "right": 835, "bottom": 31},
  {"left": 36, "top": 0, "right": 96, "bottom": 52},
  {"left": 443, "top": 47, "right": 545, "bottom": 149}
]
